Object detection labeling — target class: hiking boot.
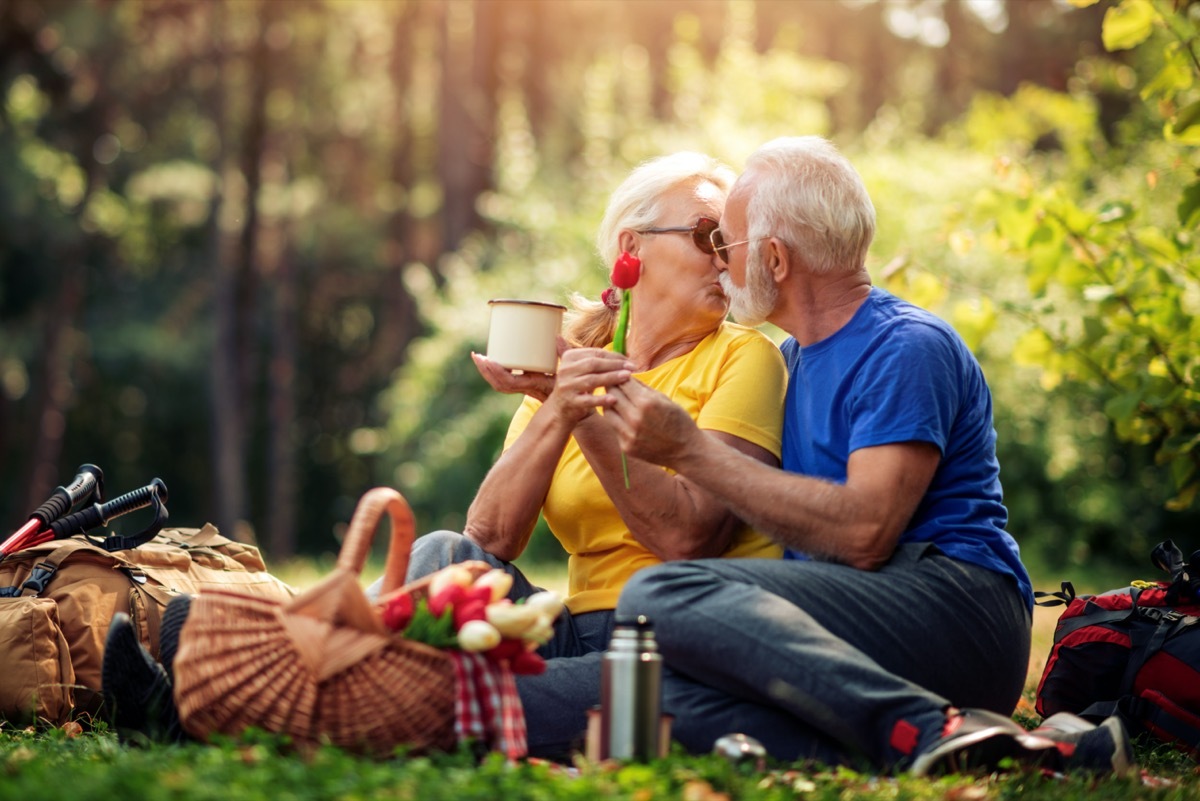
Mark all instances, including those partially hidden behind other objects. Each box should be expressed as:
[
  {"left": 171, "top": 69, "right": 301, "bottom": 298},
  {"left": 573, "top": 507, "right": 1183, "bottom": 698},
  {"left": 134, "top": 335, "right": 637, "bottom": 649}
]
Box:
[
  {"left": 157, "top": 594, "right": 193, "bottom": 680},
  {"left": 909, "top": 708, "right": 1061, "bottom": 777},
  {"left": 101, "top": 613, "right": 184, "bottom": 744},
  {"left": 1031, "top": 712, "right": 1134, "bottom": 777}
]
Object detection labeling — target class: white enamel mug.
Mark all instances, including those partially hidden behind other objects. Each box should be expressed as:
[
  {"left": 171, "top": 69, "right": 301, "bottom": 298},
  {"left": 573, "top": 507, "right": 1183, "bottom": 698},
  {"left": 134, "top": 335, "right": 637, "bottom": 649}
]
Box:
[{"left": 486, "top": 299, "right": 566, "bottom": 374}]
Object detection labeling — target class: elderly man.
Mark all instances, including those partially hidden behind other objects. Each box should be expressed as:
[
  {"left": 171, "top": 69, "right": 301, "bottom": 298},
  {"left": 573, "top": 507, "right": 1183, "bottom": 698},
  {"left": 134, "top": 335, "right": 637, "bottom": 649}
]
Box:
[{"left": 599, "top": 136, "right": 1129, "bottom": 776}]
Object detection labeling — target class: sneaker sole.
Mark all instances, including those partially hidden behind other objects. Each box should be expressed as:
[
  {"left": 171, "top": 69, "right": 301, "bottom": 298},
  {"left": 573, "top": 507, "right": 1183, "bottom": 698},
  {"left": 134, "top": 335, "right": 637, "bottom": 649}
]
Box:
[{"left": 910, "top": 726, "right": 1057, "bottom": 777}]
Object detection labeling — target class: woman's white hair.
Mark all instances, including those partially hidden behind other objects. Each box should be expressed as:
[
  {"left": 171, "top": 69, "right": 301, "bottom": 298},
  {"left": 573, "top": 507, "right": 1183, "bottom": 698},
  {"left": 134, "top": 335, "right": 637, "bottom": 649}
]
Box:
[
  {"left": 565, "top": 152, "right": 735, "bottom": 348},
  {"left": 744, "top": 136, "right": 875, "bottom": 275},
  {"left": 594, "top": 151, "right": 735, "bottom": 269}
]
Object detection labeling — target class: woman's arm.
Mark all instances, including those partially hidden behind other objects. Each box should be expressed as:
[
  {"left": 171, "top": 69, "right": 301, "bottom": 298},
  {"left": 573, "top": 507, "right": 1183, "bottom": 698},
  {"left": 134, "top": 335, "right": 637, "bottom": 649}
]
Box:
[
  {"left": 462, "top": 402, "right": 573, "bottom": 561},
  {"left": 573, "top": 418, "right": 778, "bottom": 561},
  {"left": 463, "top": 349, "right": 633, "bottom": 561}
]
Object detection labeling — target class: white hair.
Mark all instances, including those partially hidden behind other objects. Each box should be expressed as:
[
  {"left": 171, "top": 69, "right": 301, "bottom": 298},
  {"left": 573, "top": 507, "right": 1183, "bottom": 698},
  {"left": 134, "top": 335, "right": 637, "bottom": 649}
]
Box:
[
  {"left": 743, "top": 136, "right": 875, "bottom": 275},
  {"left": 566, "top": 152, "right": 735, "bottom": 348},
  {"left": 595, "top": 151, "right": 736, "bottom": 268}
]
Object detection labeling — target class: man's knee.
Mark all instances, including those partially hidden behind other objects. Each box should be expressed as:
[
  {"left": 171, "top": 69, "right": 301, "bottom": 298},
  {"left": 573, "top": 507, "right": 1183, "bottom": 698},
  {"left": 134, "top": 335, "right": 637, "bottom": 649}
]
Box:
[{"left": 616, "top": 561, "right": 714, "bottom": 620}]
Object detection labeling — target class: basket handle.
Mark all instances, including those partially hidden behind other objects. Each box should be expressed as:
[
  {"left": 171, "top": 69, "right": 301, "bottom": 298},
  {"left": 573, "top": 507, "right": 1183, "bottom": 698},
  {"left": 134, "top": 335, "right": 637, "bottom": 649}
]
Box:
[{"left": 338, "top": 487, "right": 415, "bottom": 597}]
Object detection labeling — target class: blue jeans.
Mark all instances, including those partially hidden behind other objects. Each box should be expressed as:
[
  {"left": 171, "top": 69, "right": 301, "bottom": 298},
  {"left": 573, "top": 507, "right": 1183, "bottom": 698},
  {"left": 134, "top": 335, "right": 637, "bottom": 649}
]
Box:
[
  {"left": 376, "top": 530, "right": 611, "bottom": 759},
  {"left": 615, "top": 543, "right": 1031, "bottom": 768}
]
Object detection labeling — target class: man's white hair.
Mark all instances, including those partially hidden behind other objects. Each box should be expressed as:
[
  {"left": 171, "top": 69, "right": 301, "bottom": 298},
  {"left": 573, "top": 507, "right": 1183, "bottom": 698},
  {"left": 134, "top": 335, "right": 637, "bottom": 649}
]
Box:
[{"left": 744, "top": 136, "right": 875, "bottom": 275}]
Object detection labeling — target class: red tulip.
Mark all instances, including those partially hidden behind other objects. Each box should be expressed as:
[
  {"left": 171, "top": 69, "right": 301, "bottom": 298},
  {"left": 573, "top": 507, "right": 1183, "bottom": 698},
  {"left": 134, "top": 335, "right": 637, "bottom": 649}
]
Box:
[
  {"left": 453, "top": 596, "right": 490, "bottom": 629},
  {"left": 610, "top": 251, "right": 641, "bottom": 289},
  {"left": 381, "top": 593, "right": 414, "bottom": 632},
  {"left": 429, "top": 584, "right": 465, "bottom": 618}
]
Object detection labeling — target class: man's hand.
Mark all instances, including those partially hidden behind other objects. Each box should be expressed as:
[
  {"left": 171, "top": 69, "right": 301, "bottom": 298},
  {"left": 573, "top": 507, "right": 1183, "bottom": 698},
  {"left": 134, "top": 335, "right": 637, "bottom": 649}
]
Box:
[{"left": 606, "top": 379, "right": 702, "bottom": 470}]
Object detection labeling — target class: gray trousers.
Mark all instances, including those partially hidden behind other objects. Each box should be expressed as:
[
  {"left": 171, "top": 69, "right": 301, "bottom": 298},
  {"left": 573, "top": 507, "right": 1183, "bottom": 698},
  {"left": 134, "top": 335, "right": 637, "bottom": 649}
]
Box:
[
  {"left": 614, "top": 543, "right": 1031, "bottom": 768},
  {"left": 390, "top": 531, "right": 612, "bottom": 759}
]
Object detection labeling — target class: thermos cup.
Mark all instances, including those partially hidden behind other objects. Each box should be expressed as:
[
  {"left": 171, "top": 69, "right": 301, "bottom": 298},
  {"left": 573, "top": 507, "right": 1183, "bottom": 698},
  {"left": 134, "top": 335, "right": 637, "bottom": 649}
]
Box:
[{"left": 598, "top": 614, "right": 663, "bottom": 760}]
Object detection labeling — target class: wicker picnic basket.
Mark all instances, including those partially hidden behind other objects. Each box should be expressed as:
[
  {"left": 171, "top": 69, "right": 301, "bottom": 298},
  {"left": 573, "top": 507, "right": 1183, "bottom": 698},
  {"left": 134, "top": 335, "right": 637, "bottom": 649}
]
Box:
[{"left": 171, "top": 487, "right": 468, "bottom": 755}]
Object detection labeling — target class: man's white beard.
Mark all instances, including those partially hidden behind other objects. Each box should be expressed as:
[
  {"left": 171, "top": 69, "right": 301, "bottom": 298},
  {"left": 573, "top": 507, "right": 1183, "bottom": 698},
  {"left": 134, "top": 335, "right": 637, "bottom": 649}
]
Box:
[{"left": 719, "top": 251, "right": 777, "bottom": 326}]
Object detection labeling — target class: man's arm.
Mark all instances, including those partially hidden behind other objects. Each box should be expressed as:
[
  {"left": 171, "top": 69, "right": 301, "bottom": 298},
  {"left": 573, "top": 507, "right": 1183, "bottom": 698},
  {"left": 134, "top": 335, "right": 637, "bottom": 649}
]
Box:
[
  {"left": 606, "top": 379, "right": 940, "bottom": 570},
  {"left": 572, "top": 417, "right": 779, "bottom": 561}
]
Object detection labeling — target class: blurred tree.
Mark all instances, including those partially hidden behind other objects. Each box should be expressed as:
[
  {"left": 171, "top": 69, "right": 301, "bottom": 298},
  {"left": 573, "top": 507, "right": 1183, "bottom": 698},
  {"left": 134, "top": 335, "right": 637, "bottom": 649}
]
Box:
[{"left": 2, "top": 0, "right": 1145, "bottom": 569}]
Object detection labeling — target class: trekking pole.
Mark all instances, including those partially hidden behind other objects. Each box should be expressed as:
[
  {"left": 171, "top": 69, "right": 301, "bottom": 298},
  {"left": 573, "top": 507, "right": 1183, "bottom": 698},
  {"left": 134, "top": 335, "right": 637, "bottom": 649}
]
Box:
[
  {"left": 0, "top": 464, "right": 105, "bottom": 558},
  {"left": 37, "top": 477, "right": 169, "bottom": 551},
  {"left": 15, "top": 477, "right": 169, "bottom": 597}
]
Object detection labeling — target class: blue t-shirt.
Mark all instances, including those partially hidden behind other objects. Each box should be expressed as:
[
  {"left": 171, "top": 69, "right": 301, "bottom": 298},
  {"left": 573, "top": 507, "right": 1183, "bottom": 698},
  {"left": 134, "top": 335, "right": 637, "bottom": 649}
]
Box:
[{"left": 780, "top": 287, "right": 1032, "bottom": 611}]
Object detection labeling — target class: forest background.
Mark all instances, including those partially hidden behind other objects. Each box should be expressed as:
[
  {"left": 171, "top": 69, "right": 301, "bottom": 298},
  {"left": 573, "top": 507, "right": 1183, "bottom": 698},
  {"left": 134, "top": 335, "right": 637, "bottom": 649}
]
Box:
[{"left": 1, "top": 0, "right": 1197, "bottom": 582}]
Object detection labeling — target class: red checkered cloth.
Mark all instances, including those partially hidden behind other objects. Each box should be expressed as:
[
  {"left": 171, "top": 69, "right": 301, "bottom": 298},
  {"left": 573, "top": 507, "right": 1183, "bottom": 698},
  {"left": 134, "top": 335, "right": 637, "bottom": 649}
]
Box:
[{"left": 450, "top": 651, "right": 527, "bottom": 759}]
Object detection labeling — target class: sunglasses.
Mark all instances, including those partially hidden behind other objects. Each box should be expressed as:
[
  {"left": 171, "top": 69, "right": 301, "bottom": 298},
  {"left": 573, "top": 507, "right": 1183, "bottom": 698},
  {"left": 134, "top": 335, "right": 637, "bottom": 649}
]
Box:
[
  {"left": 708, "top": 228, "right": 765, "bottom": 265},
  {"left": 639, "top": 217, "right": 720, "bottom": 255}
]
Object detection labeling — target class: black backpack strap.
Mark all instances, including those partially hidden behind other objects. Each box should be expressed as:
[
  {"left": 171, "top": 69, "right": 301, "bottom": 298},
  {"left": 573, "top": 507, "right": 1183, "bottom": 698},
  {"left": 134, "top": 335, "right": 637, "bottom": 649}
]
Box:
[
  {"left": 1118, "top": 602, "right": 1198, "bottom": 695},
  {"left": 1078, "top": 699, "right": 1119, "bottom": 724},
  {"left": 1049, "top": 596, "right": 1137, "bottom": 641},
  {"left": 1034, "top": 581, "right": 1076, "bottom": 607}
]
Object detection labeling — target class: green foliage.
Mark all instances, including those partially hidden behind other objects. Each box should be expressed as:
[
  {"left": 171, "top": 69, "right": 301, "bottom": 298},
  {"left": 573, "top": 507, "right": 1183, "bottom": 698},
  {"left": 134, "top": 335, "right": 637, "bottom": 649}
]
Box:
[
  {"left": 401, "top": 598, "right": 459, "bottom": 649},
  {"left": 967, "top": 0, "right": 1200, "bottom": 513}
]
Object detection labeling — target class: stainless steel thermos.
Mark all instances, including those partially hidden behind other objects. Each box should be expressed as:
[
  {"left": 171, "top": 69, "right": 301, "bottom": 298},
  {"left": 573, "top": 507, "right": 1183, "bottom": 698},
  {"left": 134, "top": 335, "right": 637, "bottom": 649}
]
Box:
[{"left": 599, "top": 614, "right": 663, "bottom": 760}]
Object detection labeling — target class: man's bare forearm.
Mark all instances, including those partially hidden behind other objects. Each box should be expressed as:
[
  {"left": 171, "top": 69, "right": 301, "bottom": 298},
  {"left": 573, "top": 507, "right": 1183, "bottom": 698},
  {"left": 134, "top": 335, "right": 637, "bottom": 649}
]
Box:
[{"left": 669, "top": 430, "right": 933, "bottom": 570}]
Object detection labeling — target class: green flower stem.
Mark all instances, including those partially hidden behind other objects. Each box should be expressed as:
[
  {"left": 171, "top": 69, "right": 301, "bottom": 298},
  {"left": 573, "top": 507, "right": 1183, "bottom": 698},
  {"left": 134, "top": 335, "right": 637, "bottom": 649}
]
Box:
[
  {"left": 613, "top": 289, "right": 632, "bottom": 488},
  {"left": 613, "top": 289, "right": 630, "bottom": 354}
]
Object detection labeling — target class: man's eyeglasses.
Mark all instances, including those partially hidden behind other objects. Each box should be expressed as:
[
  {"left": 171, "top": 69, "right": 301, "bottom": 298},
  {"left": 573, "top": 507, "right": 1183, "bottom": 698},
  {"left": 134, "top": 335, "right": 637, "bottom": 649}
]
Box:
[
  {"left": 639, "top": 217, "right": 720, "bottom": 256},
  {"left": 709, "top": 227, "right": 766, "bottom": 265}
]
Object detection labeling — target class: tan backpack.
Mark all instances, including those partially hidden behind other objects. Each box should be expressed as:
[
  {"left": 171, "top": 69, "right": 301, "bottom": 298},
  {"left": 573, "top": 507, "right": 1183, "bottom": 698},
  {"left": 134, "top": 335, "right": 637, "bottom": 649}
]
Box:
[{"left": 0, "top": 525, "right": 294, "bottom": 725}]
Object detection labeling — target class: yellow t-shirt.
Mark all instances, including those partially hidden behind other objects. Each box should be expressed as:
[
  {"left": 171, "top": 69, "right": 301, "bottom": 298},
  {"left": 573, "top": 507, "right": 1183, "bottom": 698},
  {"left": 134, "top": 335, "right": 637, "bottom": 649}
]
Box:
[{"left": 504, "top": 322, "right": 787, "bottom": 614}]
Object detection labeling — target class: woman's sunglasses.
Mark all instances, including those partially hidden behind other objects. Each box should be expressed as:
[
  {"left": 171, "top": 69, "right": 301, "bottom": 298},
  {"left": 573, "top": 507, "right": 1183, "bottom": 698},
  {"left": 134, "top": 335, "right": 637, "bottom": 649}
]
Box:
[{"left": 640, "top": 217, "right": 720, "bottom": 256}]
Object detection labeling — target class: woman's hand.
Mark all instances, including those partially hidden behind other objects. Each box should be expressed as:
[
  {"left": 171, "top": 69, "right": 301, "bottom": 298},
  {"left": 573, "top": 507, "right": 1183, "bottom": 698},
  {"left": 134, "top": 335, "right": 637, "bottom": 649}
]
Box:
[
  {"left": 464, "top": 347, "right": 631, "bottom": 562},
  {"left": 540, "top": 348, "right": 633, "bottom": 427},
  {"left": 472, "top": 352, "right": 557, "bottom": 402},
  {"left": 472, "top": 337, "right": 572, "bottom": 402}
]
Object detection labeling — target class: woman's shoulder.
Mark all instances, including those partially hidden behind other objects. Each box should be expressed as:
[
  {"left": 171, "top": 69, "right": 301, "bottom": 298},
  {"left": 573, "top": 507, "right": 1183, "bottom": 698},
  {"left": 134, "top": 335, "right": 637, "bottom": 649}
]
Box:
[{"left": 708, "top": 322, "right": 785, "bottom": 360}]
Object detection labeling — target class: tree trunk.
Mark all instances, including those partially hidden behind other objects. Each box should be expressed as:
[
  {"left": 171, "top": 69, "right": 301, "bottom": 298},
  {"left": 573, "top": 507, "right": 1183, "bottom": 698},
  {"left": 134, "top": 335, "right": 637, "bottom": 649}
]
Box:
[
  {"left": 265, "top": 232, "right": 298, "bottom": 560},
  {"left": 381, "top": 0, "right": 423, "bottom": 365},
  {"left": 207, "top": 2, "right": 249, "bottom": 544},
  {"left": 23, "top": 257, "right": 84, "bottom": 516},
  {"left": 437, "top": 0, "right": 496, "bottom": 254}
]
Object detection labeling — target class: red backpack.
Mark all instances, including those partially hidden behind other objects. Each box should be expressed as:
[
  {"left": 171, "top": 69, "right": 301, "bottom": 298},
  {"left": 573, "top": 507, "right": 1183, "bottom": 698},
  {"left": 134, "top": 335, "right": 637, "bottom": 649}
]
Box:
[{"left": 1035, "top": 540, "right": 1200, "bottom": 759}]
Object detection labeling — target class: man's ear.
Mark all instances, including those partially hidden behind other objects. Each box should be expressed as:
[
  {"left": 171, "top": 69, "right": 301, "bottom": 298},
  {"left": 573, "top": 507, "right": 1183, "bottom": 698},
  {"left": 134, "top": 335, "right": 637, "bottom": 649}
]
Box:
[{"left": 766, "top": 237, "right": 791, "bottom": 283}]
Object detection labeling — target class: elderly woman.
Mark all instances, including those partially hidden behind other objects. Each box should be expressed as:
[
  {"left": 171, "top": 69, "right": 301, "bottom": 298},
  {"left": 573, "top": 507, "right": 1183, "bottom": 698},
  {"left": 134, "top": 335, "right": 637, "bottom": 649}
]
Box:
[{"left": 406, "top": 151, "right": 788, "bottom": 758}]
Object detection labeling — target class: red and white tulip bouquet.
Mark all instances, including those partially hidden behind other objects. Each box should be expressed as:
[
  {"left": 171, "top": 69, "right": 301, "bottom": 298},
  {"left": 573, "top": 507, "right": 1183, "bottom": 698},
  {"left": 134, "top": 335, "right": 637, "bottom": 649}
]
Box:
[{"left": 380, "top": 565, "right": 563, "bottom": 675}]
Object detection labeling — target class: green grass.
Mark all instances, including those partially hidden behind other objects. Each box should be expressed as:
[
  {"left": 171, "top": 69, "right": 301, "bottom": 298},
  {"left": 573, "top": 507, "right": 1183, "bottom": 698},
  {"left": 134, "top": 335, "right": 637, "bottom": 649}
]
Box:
[
  {"left": 1, "top": 723, "right": 1197, "bottom": 801},
  {"left": 4, "top": 560, "right": 1198, "bottom": 800}
]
